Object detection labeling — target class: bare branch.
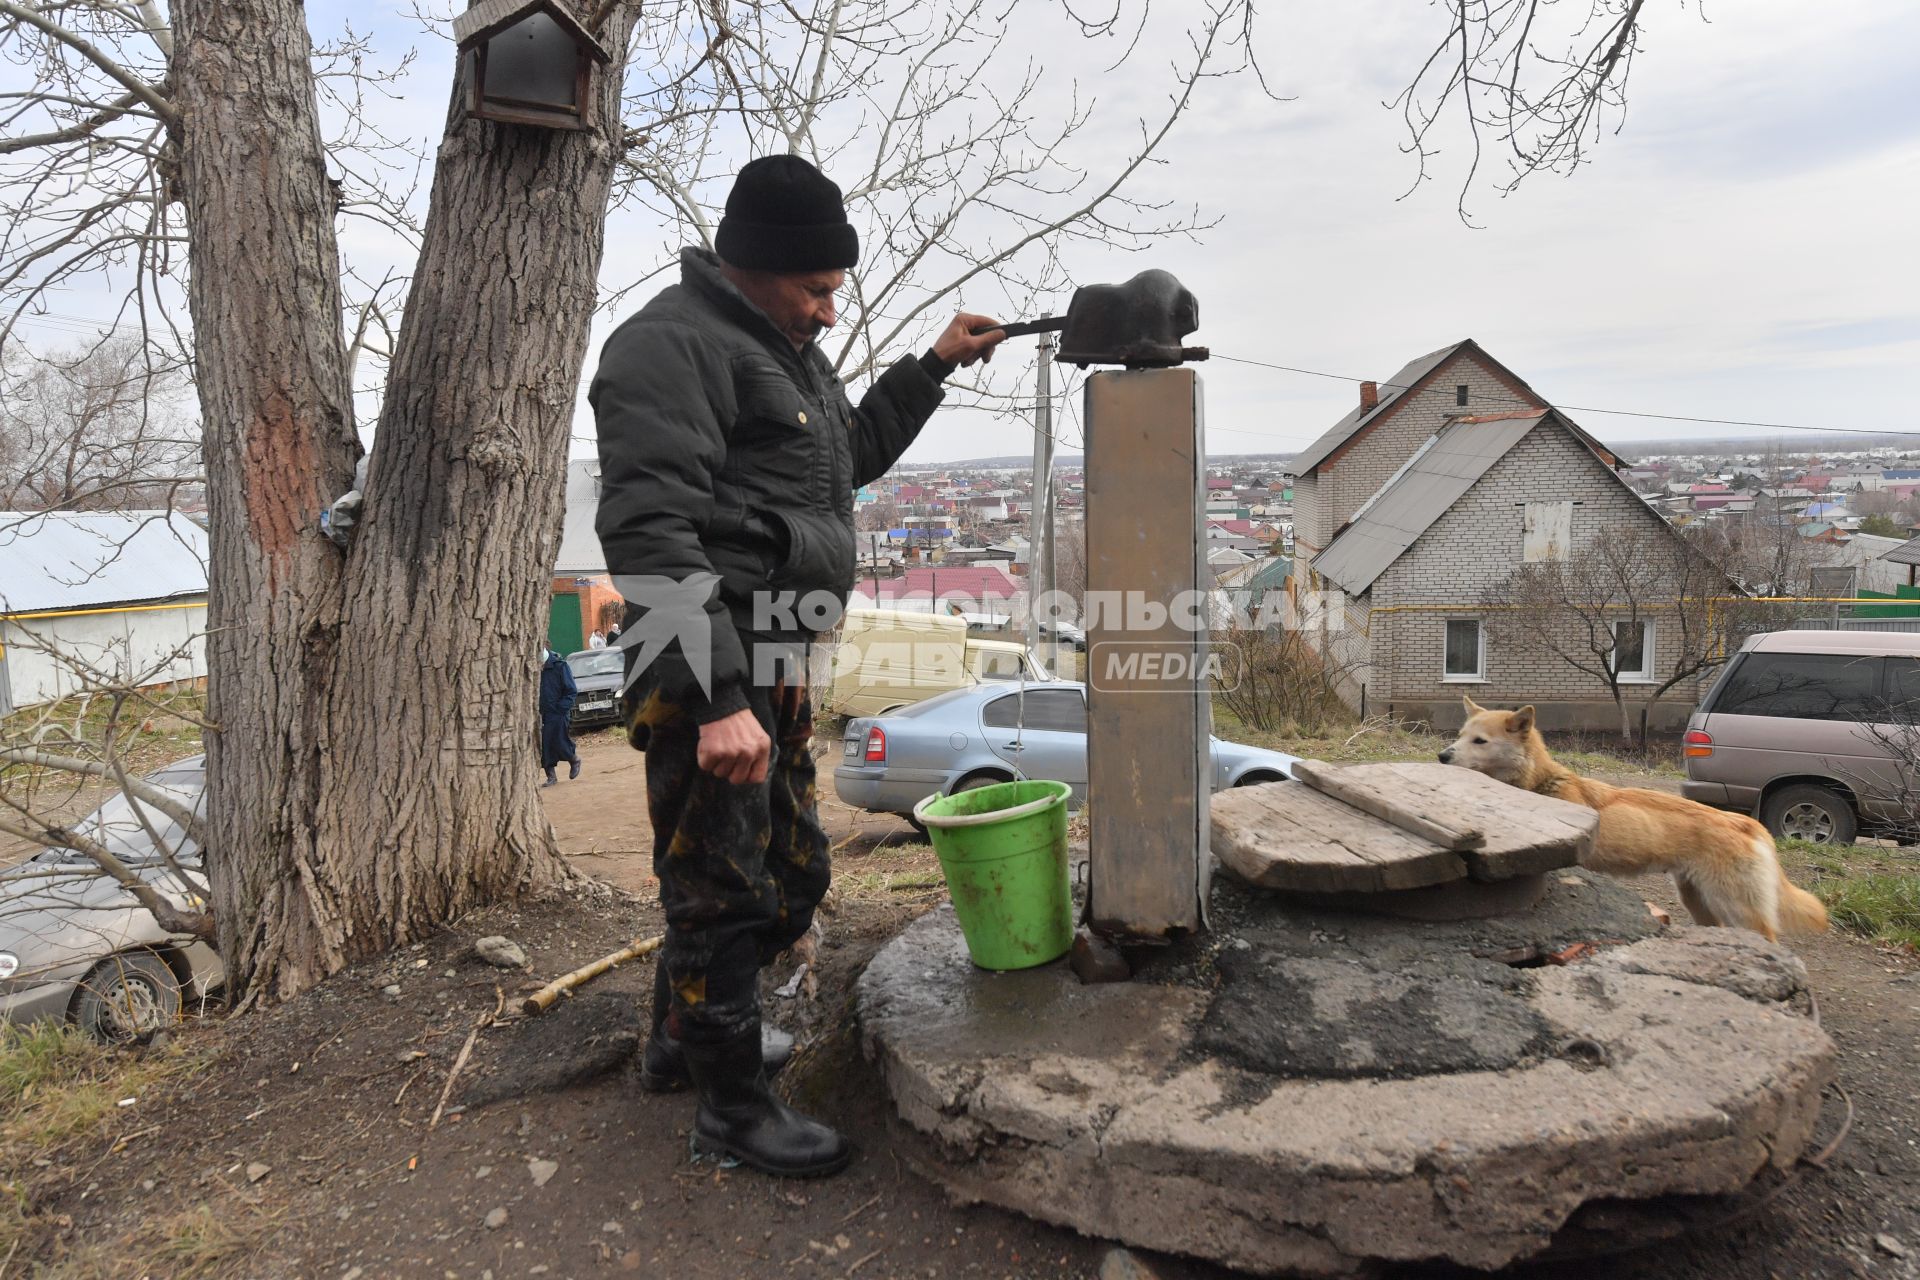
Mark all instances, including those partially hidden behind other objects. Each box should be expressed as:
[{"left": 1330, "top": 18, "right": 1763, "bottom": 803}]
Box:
[
  {"left": 0, "top": 0, "right": 176, "bottom": 123},
  {"left": 0, "top": 88, "right": 143, "bottom": 155},
  {"left": 0, "top": 813, "right": 211, "bottom": 938},
  {"left": 0, "top": 745, "right": 207, "bottom": 847},
  {"left": 1391, "top": 0, "right": 1668, "bottom": 221}
]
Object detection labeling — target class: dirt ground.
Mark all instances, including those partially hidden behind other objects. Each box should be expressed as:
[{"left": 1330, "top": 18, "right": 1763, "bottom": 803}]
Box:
[{"left": 15, "top": 731, "right": 1920, "bottom": 1279}]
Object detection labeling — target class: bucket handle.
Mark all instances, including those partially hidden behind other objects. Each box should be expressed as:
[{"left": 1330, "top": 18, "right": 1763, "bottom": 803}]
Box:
[{"left": 913, "top": 782, "right": 1069, "bottom": 831}]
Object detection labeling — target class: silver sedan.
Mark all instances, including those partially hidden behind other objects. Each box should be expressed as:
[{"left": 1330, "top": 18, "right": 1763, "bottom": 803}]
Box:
[
  {"left": 833, "top": 682, "right": 1300, "bottom": 821},
  {"left": 0, "top": 756, "right": 222, "bottom": 1041}
]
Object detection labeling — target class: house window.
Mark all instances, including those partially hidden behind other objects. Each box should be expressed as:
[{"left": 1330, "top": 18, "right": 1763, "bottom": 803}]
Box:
[
  {"left": 1443, "top": 619, "right": 1484, "bottom": 681},
  {"left": 1456, "top": 384, "right": 1469, "bottom": 406},
  {"left": 1612, "top": 619, "right": 1654, "bottom": 682}
]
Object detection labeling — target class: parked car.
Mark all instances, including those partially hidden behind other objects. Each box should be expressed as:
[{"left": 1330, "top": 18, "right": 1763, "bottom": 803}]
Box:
[
  {"left": 0, "top": 756, "right": 223, "bottom": 1041},
  {"left": 833, "top": 682, "right": 1300, "bottom": 823},
  {"left": 827, "top": 608, "right": 1051, "bottom": 719},
  {"left": 1683, "top": 629, "right": 1920, "bottom": 844},
  {"left": 566, "top": 648, "right": 626, "bottom": 730}
]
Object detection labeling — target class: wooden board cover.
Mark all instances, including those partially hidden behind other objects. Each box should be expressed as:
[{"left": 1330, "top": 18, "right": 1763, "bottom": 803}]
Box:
[
  {"left": 1333, "top": 763, "right": 1594, "bottom": 881},
  {"left": 1210, "top": 782, "right": 1469, "bottom": 894},
  {"left": 1211, "top": 763, "right": 1595, "bottom": 893}
]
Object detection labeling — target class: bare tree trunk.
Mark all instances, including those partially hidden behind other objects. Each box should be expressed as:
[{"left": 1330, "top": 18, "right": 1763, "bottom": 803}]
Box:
[
  {"left": 172, "top": 0, "right": 360, "bottom": 1001},
  {"left": 315, "top": 36, "right": 639, "bottom": 962},
  {"left": 176, "top": 0, "right": 635, "bottom": 1001}
]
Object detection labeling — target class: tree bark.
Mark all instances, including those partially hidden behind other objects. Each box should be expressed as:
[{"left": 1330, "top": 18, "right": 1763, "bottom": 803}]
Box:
[
  {"left": 174, "top": 0, "right": 637, "bottom": 1001},
  {"left": 172, "top": 0, "right": 360, "bottom": 1002},
  {"left": 312, "top": 24, "right": 639, "bottom": 972}
]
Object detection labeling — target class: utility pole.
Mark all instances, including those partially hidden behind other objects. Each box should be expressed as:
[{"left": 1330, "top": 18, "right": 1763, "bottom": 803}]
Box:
[{"left": 1026, "top": 333, "right": 1056, "bottom": 666}]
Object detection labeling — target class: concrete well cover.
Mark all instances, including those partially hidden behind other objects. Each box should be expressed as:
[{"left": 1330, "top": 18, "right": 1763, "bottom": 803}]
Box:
[{"left": 857, "top": 873, "right": 1835, "bottom": 1278}]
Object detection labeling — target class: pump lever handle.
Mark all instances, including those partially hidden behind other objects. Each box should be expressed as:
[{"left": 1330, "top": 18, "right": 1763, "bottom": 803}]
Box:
[{"left": 971, "top": 316, "right": 1067, "bottom": 340}]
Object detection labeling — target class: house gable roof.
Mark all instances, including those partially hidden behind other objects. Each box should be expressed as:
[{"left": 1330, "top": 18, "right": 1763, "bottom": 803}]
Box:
[
  {"left": 1288, "top": 339, "right": 1543, "bottom": 478},
  {"left": 1310, "top": 408, "right": 1633, "bottom": 596}
]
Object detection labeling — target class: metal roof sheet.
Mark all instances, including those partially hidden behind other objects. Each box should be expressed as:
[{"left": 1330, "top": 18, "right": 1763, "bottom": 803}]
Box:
[
  {"left": 1290, "top": 341, "right": 1484, "bottom": 476},
  {"left": 0, "top": 511, "right": 209, "bottom": 615},
  {"left": 556, "top": 458, "right": 605, "bottom": 574},
  {"left": 1310, "top": 411, "right": 1548, "bottom": 596}
]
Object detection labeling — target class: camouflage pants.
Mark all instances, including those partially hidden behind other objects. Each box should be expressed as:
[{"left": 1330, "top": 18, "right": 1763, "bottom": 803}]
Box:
[{"left": 635, "top": 682, "right": 829, "bottom": 1042}]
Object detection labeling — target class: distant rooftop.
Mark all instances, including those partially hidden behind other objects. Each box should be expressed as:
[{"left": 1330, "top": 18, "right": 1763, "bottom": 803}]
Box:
[{"left": 0, "top": 511, "right": 210, "bottom": 615}]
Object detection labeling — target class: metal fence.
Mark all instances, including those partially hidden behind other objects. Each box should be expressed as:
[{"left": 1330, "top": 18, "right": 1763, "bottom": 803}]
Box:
[{"left": 1733, "top": 598, "right": 1920, "bottom": 638}]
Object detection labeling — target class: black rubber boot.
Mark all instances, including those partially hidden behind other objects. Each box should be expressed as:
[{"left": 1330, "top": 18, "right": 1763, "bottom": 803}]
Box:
[
  {"left": 640, "top": 962, "right": 794, "bottom": 1093},
  {"left": 684, "top": 1022, "right": 849, "bottom": 1178},
  {"left": 641, "top": 1020, "right": 795, "bottom": 1092}
]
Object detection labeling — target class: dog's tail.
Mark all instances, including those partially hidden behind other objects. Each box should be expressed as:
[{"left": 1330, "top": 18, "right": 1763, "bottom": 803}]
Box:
[
  {"left": 1776, "top": 870, "right": 1830, "bottom": 934},
  {"left": 1754, "top": 828, "right": 1829, "bottom": 933}
]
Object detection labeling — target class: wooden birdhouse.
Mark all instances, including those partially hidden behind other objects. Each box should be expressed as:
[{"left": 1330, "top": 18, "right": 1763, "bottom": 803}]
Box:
[{"left": 453, "top": 0, "right": 611, "bottom": 131}]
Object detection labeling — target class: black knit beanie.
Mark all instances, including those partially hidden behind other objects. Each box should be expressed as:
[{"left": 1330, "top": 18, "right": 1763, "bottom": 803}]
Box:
[{"left": 715, "top": 155, "right": 859, "bottom": 273}]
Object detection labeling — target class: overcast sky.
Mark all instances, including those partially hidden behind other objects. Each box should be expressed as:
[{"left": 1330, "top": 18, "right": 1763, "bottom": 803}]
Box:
[
  {"left": 875, "top": 0, "right": 1920, "bottom": 464},
  {"left": 589, "top": 0, "right": 1919, "bottom": 463},
  {"left": 16, "top": 1, "right": 1920, "bottom": 467}
]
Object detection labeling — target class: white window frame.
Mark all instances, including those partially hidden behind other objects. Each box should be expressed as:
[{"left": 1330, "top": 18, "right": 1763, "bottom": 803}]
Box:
[
  {"left": 1441, "top": 618, "right": 1486, "bottom": 683},
  {"left": 1611, "top": 618, "right": 1656, "bottom": 683}
]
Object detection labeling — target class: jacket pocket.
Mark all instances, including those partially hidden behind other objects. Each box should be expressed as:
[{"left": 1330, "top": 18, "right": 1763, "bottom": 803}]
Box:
[
  {"left": 765, "top": 509, "right": 854, "bottom": 602},
  {"left": 733, "top": 361, "right": 832, "bottom": 506}
]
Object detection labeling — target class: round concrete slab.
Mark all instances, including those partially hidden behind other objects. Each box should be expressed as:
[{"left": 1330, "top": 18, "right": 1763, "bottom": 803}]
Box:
[{"left": 858, "top": 872, "right": 1835, "bottom": 1278}]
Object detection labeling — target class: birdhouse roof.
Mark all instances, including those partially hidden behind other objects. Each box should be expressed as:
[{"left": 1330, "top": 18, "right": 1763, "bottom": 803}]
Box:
[{"left": 453, "top": 0, "right": 611, "bottom": 62}]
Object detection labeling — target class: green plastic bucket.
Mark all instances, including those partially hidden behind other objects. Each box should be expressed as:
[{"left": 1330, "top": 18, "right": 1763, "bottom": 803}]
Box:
[{"left": 913, "top": 779, "right": 1074, "bottom": 971}]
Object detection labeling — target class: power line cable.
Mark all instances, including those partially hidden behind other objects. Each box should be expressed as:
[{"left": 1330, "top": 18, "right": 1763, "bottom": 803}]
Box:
[{"left": 1208, "top": 353, "right": 1920, "bottom": 444}]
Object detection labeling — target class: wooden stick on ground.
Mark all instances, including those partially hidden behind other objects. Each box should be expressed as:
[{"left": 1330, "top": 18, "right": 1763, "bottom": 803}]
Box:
[
  {"left": 427, "top": 987, "right": 504, "bottom": 1130},
  {"left": 521, "top": 934, "right": 664, "bottom": 1016}
]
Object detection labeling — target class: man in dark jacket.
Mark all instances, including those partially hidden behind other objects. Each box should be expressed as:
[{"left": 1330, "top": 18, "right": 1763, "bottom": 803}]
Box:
[
  {"left": 591, "top": 155, "right": 1001, "bottom": 1178},
  {"left": 538, "top": 646, "right": 582, "bottom": 786}
]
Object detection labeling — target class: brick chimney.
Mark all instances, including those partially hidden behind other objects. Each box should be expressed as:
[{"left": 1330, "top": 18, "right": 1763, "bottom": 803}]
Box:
[{"left": 1358, "top": 381, "right": 1378, "bottom": 412}]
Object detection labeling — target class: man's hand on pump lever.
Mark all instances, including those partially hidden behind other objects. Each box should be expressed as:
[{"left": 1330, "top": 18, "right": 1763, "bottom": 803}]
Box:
[{"left": 935, "top": 312, "right": 1007, "bottom": 369}]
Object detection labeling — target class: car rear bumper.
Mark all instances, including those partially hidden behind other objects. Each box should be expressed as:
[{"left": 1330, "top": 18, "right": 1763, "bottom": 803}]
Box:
[
  {"left": 1681, "top": 780, "right": 1732, "bottom": 807},
  {"left": 1682, "top": 779, "right": 1763, "bottom": 814},
  {"left": 0, "top": 979, "right": 75, "bottom": 1026},
  {"left": 832, "top": 765, "right": 949, "bottom": 816}
]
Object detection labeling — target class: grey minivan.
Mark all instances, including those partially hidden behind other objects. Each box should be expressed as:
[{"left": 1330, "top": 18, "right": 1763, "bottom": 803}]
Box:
[{"left": 1684, "top": 629, "right": 1920, "bottom": 844}]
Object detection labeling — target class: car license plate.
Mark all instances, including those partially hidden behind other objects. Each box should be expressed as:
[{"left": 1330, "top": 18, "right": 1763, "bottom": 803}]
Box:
[{"left": 580, "top": 699, "right": 612, "bottom": 712}]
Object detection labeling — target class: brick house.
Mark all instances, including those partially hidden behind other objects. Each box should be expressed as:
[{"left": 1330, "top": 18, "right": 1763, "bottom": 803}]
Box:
[{"left": 1289, "top": 341, "right": 1721, "bottom": 733}]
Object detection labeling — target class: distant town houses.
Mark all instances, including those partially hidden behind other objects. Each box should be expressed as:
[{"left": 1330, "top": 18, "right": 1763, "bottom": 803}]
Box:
[{"left": 548, "top": 357, "right": 1920, "bottom": 725}]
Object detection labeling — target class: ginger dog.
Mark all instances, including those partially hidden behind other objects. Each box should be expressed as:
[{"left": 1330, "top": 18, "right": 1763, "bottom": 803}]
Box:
[{"left": 1439, "top": 698, "right": 1827, "bottom": 940}]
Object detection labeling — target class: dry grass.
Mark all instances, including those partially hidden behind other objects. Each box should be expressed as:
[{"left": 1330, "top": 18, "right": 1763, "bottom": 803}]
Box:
[
  {"left": 1779, "top": 839, "right": 1920, "bottom": 952},
  {"left": 37, "top": 1197, "right": 282, "bottom": 1280},
  {"left": 0, "top": 1021, "right": 214, "bottom": 1273},
  {"left": 1215, "top": 703, "right": 1686, "bottom": 780},
  {"left": 833, "top": 838, "right": 945, "bottom": 900}
]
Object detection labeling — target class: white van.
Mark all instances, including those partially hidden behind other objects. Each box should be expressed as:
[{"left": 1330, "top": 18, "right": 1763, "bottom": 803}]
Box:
[{"left": 827, "top": 608, "right": 1050, "bottom": 718}]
